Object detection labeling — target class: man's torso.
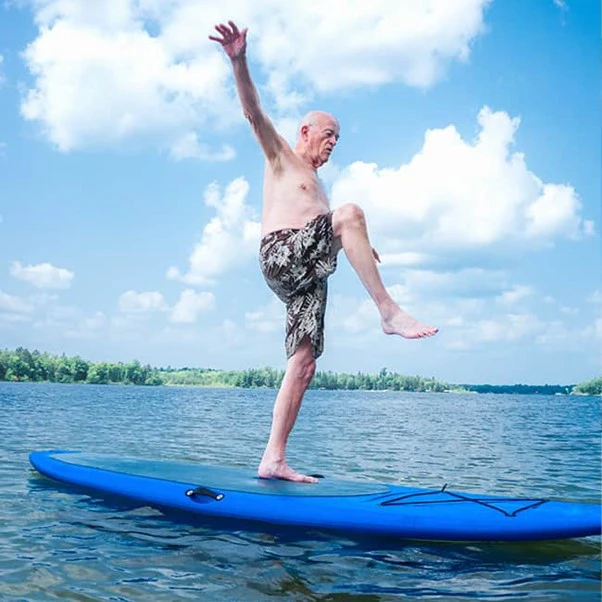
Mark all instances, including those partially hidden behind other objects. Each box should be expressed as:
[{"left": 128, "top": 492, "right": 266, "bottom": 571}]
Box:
[{"left": 261, "top": 143, "right": 330, "bottom": 236}]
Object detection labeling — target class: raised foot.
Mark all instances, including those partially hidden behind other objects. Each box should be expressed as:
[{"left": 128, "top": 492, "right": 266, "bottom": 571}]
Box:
[
  {"left": 258, "top": 460, "right": 318, "bottom": 484},
  {"left": 381, "top": 310, "right": 439, "bottom": 339}
]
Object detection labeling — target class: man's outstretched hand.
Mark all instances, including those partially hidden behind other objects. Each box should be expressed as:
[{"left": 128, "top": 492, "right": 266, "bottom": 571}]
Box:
[{"left": 209, "top": 20, "right": 248, "bottom": 60}]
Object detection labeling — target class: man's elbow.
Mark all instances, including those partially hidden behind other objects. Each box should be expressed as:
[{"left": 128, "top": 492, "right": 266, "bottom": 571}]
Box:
[{"left": 243, "top": 107, "right": 263, "bottom": 128}]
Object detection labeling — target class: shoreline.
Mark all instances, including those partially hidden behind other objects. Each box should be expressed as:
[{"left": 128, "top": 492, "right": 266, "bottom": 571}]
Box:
[{"left": 1, "top": 380, "right": 600, "bottom": 396}]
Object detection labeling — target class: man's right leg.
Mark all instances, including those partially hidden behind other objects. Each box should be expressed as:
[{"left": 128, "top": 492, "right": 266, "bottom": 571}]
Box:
[
  {"left": 258, "top": 337, "right": 318, "bottom": 483},
  {"left": 331, "top": 203, "right": 438, "bottom": 339}
]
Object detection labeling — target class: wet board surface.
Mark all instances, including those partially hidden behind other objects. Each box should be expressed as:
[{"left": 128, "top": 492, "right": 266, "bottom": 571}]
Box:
[{"left": 30, "top": 450, "right": 602, "bottom": 542}]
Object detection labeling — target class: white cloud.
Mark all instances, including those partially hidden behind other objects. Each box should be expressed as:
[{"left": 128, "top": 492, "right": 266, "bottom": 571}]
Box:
[
  {"left": 118, "top": 288, "right": 216, "bottom": 324},
  {"left": 21, "top": 4, "right": 238, "bottom": 154},
  {"left": 10, "top": 261, "right": 74, "bottom": 289},
  {"left": 118, "top": 290, "right": 168, "bottom": 313},
  {"left": 169, "top": 133, "right": 236, "bottom": 162},
  {"left": 400, "top": 268, "right": 509, "bottom": 299},
  {"left": 327, "top": 271, "right": 601, "bottom": 355},
  {"left": 0, "top": 290, "right": 34, "bottom": 314},
  {"left": 245, "top": 297, "right": 284, "bottom": 333},
  {"left": 496, "top": 285, "right": 535, "bottom": 307},
  {"left": 457, "top": 313, "right": 543, "bottom": 346},
  {"left": 524, "top": 183, "right": 587, "bottom": 240},
  {"left": 380, "top": 252, "right": 435, "bottom": 268},
  {"left": 331, "top": 107, "right": 593, "bottom": 260},
  {"left": 254, "top": 0, "right": 490, "bottom": 108},
  {"left": 169, "top": 289, "right": 215, "bottom": 323},
  {"left": 63, "top": 311, "right": 108, "bottom": 339},
  {"left": 168, "top": 177, "right": 261, "bottom": 285},
  {"left": 336, "top": 298, "right": 378, "bottom": 335},
  {"left": 20, "top": 0, "right": 491, "bottom": 153},
  {"left": 327, "top": 284, "right": 414, "bottom": 336}
]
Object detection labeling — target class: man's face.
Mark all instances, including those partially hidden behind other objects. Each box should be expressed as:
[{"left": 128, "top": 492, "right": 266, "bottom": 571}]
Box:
[{"left": 305, "top": 115, "right": 340, "bottom": 167}]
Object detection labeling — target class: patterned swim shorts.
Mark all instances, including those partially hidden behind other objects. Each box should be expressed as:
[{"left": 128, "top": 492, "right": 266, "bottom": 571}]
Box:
[{"left": 259, "top": 213, "right": 338, "bottom": 359}]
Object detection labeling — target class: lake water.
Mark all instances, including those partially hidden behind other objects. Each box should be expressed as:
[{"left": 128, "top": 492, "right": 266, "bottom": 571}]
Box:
[{"left": 1, "top": 382, "right": 600, "bottom": 601}]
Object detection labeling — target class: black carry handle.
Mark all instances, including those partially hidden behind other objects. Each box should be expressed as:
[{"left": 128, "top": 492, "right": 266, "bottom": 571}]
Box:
[{"left": 185, "top": 486, "right": 224, "bottom": 501}]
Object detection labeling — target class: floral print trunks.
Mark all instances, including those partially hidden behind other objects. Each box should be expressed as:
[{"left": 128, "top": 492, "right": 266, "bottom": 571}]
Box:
[{"left": 259, "top": 213, "right": 338, "bottom": 359}]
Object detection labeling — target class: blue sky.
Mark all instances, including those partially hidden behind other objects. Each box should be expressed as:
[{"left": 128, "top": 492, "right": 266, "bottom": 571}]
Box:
[{"left": 0, "top": 0, "right": 599, "bottom": 384}]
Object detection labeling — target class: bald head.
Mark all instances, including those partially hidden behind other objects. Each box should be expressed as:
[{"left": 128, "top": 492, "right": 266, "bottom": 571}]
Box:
[
  {"left": 297, "top": 111, "right": 339, "bottom": 141},
  {"left": 296, "top": 111, "right": 340, "bottom": 168}
]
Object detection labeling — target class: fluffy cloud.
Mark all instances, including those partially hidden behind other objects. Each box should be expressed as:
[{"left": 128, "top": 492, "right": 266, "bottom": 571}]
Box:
[
  {"left": 251, "top": 0, "right": 491, "bottom": 109},
  {"left": 169, "top": 289, "right": 215, "bottom": 323},
  {"left": 495, "top": 285, "right": 535, "bottom": 307},
  {"left": 448, "top": 312, "right": 544, "bottom": 349},
  {"left": 118, "top": 290, "right": 168, "bottom": 313},
  {"left": 245, "top": 297, "right": 284, "bottom": 333},
  {"left": 168, "top": 177, "right": 261, "bottom": 285},
  {"left": 169, "top": 133, "right": 236, "bottom": 162},
  {"left": 21, "top": 2, "right": 238, "bottom": 154},
  {"left": 10, "top": 261, "right": 74, "bottom": 289},
  {"left": 331, "top": 107, "right": 594, "bottom": 260},
  {"left": 0, "top": 290, "right": 34, "bottom": 315},
  {"left": 58, "top": 311, "right": 108, "bottom": 339},
  {"left": 20, "top": 0, "right": 491, "bottom": 153},
  {"left": 330, "top": 274, "right": 597, "bottom": 355},
  {"left": 118, "top": 288, "right": 214, "bottom": 323}
]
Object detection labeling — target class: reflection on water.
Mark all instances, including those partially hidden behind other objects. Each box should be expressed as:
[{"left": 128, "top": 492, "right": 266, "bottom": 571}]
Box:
[{"left": 1, "top": 382, "right": 600, "bottom": 601}]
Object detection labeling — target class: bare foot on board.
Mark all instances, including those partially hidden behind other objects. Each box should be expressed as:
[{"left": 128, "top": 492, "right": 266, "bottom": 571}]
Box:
[{"left": 258, "top": 459, "right": 318, "bottom": 484}]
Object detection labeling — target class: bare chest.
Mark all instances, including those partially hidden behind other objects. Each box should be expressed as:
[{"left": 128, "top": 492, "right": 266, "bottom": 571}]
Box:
[{"left": 264, "top": 164, "right": 328, "bottom": 205}]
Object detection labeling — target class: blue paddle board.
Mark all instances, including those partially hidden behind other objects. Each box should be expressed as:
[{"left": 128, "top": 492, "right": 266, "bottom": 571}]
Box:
[{"left": 29, "top": 450, "right": 601, "bottom": 542}]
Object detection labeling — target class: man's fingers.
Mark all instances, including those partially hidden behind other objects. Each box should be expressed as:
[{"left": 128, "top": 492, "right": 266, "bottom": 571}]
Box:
[{"left": 210, "top": 21, "right": 245, "bottom": 45}]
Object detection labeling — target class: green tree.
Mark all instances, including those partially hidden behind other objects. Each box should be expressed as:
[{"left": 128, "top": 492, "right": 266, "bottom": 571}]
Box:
[
  {"left": 572, "top": 377, "right": 602, "bottom": 396},
  {"left": 87, "top": 362, "right": 110, "bottom": 384}
]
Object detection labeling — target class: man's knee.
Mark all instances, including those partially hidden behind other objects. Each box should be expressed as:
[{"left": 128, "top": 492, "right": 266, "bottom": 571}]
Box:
[
  {"left": 332, "top": 203, "right": 366, "bottom": 236},
  {"left": 290, "top": 342, "right": 317, "bottom": 384}
]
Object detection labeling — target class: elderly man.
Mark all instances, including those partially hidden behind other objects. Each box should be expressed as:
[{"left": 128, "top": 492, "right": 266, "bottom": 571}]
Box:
[{"left": 210, "top": 21, "right": 438, "bottom": 483}]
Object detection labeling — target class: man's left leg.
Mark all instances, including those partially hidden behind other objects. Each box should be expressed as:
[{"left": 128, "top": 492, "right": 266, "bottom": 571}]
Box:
[
  {"left": 258, "top": 337, "right": 318, "bottom": 483},
  {"left": 332, "top": 203, "right": 438, "bottom": 338}
]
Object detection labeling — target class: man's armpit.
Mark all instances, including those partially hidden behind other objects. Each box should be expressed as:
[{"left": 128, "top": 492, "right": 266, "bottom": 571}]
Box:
[{"left": 245, "top": 111, "right": 283, "bottom": 161}]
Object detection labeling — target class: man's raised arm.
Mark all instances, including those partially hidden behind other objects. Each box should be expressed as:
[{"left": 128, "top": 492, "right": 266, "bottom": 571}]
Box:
[{"left": 209, "top": 21, "right": 283, "bottom": 163}]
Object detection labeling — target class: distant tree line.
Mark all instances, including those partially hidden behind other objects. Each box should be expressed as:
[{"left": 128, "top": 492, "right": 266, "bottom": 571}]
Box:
[
  {"left": 0, "top": 347, "right": 600, "bottom": 395},
  {"left": 459, "top": 383, "right": 573, "bottom": 396},
  {"left": 0, "top": 347, "right": 162, "bottom": 386},
  {"left": 159, "top": 366, "right": 449, "bottom": 392}
]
